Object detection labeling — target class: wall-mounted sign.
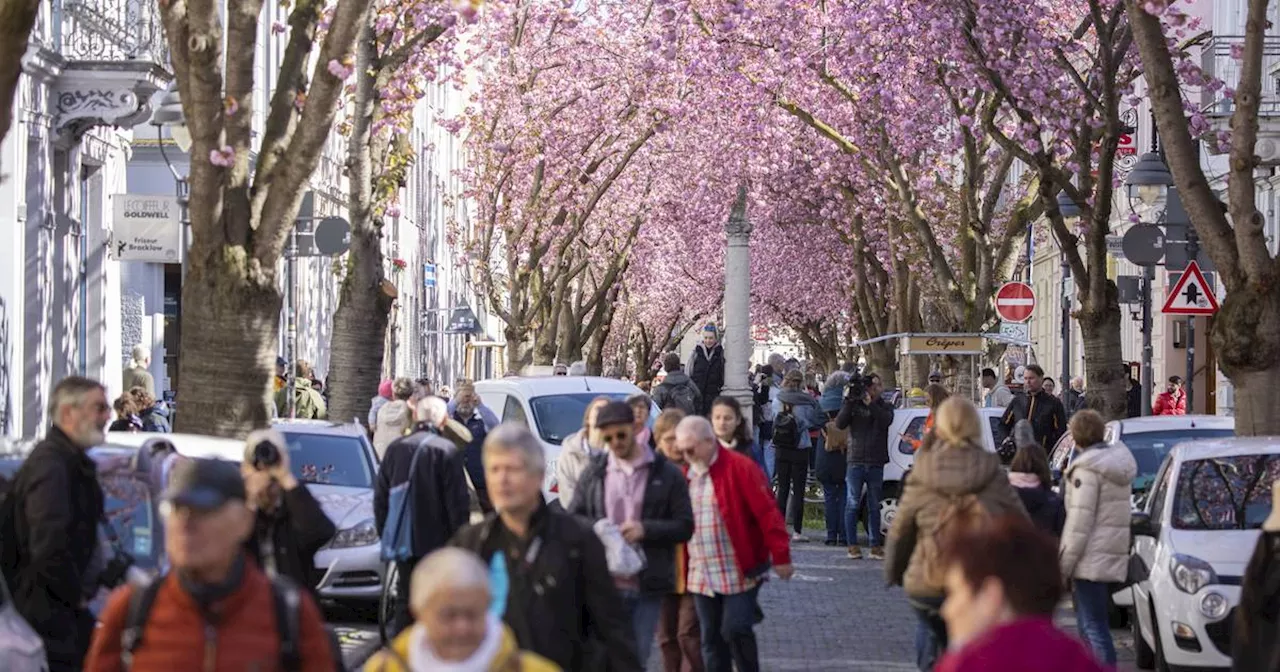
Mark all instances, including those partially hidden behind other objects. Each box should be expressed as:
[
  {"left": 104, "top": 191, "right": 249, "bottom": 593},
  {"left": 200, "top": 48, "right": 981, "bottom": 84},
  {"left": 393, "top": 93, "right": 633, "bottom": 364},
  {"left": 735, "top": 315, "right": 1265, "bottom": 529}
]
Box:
[
  {"left": 111, "top": 194, "right": 181, "bottom": 263},
  {"left": 902, "top": 336, "right": 984, "bottom": 355}
]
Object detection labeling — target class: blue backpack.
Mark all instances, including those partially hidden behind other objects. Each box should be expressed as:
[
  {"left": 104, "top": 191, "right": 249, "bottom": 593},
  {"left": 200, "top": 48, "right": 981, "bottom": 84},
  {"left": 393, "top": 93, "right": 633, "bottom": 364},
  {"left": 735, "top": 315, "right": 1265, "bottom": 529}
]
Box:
[{"left": 380, "top": 446, "right": 424, "bottom": 562}]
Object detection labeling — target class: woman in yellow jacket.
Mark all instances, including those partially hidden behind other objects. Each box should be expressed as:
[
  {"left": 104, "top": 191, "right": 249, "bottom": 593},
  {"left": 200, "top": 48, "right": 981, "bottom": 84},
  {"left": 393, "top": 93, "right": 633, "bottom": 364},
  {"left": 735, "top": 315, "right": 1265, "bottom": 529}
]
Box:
[{"left": 364, "top": 548, "right": 560, "bottom": 672}]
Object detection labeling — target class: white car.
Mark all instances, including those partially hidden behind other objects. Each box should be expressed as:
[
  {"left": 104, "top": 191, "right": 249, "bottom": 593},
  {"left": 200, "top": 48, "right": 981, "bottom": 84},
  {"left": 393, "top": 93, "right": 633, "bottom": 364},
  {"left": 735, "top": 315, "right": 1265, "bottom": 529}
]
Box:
[
  {"left": 472, "top": 376, "right": 657, "bottom": 501},
  {"left": 1128, "top": 436, "right": 1278, "bottom": 670},
  {"left": 108, "top": 421, "right": 385, "bottom": 602},
  {"left": 877, "top": 406, "right": 1007, "bottom": 531}
]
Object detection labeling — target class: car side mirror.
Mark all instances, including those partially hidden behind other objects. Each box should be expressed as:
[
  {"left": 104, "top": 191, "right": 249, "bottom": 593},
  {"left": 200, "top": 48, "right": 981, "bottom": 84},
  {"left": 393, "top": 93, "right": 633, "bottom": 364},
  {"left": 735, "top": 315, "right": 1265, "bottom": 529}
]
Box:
[{"left": 1131, "top": 511, "right": 1157, "bottom": 538}]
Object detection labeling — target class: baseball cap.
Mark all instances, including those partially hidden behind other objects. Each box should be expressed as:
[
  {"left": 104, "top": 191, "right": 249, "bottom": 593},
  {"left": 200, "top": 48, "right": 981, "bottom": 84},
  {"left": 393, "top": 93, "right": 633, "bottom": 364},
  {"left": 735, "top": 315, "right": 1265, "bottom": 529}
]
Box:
[
  {"left": 594, "top": 401, "right": 635, "bottom": 428},
  {"left": 162, "top": 458, "right": 246, "bottom": 510},
  {"left": 276, "top": 356, "right": 287, "bottom": 368}
]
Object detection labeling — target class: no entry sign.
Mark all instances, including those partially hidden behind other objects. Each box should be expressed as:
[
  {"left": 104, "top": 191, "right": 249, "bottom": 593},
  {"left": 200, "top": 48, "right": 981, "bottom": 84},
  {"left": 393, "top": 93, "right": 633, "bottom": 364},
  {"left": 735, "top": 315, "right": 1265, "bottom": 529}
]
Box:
[{"left": 995, "top": 282, "right": 1036, "bottom": 323}]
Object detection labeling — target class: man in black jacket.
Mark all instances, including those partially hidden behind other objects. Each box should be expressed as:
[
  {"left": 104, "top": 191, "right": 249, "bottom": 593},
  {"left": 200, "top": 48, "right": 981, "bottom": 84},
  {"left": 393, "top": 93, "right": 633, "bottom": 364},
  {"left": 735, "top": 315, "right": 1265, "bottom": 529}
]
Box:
[
  {"left": 567, "top": 401, "right": 693, "bottom": 667},
  {"left": 835, "top": 372, "right": 894, "bottom": 560},
  {"left": 240, "top": 428, "right": 336, "bottom": 596},
  {"left": 375, "top": 396, "right": 471, "bottom": 634},
  {"left": 5, "top": 376, "right": 110, "bottom": 671},
  {"left": 1001, "top": 364, "right": 1068, "bottom": 450},
  {"left": 453, "top": 423, "right": 641, "bottom": 672},
  {"left": 689, "top": 325, "right": 725, "bottom": 416}
]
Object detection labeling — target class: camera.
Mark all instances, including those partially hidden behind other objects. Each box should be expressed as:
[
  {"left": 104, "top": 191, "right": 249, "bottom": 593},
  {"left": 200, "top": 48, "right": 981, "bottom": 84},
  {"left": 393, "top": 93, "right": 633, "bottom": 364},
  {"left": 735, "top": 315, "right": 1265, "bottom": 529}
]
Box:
[
  {"left": 251, "top": 439, "right": 281, "bottom": 469},
  {"left": 98, "top": 543, "right": 135, "bottom": 589},
  {"left": 845, "top": 374, "right": 870, "bottom": 400}
]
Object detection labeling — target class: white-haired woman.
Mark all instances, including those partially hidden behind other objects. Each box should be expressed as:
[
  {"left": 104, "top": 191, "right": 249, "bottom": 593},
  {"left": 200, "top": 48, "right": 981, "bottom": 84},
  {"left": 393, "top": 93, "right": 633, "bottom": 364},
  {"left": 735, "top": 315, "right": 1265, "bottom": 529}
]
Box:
[{"left": 364, "top": 548, "right": 560, "bottom": 672}]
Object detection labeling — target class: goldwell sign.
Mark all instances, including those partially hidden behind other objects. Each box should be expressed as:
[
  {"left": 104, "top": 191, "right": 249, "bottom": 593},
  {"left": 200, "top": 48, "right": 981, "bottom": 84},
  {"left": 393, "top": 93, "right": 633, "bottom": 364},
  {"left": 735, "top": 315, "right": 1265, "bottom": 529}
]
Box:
[{"left": 111, "top": 195, "right": 181, "bottom": 263}]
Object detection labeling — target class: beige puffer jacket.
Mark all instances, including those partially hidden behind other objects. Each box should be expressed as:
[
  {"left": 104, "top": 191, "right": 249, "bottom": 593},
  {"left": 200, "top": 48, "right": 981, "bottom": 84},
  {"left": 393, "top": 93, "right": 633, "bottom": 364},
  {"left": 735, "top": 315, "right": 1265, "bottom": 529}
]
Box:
[
  {"left": 885, "top": 439, "right": 1028, "bottom": 598},
  {"left": 1060, "top": 444, "right": 1137, "bottom": 583}
]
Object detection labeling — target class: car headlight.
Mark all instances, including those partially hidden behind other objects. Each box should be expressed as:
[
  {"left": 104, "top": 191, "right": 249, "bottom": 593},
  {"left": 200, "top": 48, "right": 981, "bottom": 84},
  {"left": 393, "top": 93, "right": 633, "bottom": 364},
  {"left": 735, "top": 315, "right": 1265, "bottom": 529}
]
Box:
[
  {"left": 329, "top": 518, "right": 378, "bottom": 549},
  {"left": 1199, "top": 591, "right": 1229, "bottom": 619},
  {"left": 1171, "top": 554, "right": 1218, "bottom": 594}
]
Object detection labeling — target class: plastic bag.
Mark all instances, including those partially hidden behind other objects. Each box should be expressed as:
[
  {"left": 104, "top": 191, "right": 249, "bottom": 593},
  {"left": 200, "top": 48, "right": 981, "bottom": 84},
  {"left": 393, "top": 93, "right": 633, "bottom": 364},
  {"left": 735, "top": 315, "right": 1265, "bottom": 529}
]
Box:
[
  {"left": 593, "top": 519, "right": 646, "bottom": 577},
  {"left": 0, "top": 568, "right": 47, "bottom": 672}
]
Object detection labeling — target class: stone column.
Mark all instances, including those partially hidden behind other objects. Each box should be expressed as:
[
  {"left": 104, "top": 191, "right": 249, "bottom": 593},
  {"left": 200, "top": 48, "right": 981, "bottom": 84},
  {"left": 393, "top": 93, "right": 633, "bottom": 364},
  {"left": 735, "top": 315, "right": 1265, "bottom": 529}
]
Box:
[{"left": 721, "top": 183, "right": 755, "bottom": 426}]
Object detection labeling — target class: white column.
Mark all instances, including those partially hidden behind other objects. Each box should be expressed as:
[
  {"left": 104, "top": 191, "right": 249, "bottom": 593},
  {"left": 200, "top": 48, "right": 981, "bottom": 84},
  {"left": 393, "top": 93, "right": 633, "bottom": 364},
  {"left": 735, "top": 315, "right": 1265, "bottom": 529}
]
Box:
[{"left": 721, "top": 183, "right": 754, "bottom": 426}]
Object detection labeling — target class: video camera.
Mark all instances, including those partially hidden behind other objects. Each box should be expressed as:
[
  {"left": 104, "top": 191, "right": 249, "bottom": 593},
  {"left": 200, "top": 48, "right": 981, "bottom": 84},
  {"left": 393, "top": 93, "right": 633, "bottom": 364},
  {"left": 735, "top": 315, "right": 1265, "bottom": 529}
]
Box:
[
  {"left": 845, "top": 373, "right": 872, "bottom": 401},
  {"left": 250, "top": 439, "right": 282, "bottom": 469}
]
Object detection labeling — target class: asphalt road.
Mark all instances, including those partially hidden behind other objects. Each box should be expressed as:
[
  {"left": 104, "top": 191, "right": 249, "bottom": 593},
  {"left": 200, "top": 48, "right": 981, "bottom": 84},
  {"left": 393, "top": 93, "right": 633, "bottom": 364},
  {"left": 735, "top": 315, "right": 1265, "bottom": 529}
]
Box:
[{"left": 325, "top": 602, "right": 383, "bottom": 670}]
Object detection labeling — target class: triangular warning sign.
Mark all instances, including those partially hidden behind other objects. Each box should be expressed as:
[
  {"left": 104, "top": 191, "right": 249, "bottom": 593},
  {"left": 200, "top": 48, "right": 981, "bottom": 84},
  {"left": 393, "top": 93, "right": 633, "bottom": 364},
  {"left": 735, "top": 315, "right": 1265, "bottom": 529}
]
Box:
[{"left": 1162, "top": 261, "right": 1219, "bottom": 315}]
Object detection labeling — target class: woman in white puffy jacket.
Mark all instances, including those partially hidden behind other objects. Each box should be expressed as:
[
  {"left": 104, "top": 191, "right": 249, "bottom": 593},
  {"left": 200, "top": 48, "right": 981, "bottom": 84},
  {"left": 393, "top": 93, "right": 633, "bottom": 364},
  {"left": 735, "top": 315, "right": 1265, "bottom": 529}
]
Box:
[{"left": 1059, "top": 409, "right": 1136, "bottom": 666}]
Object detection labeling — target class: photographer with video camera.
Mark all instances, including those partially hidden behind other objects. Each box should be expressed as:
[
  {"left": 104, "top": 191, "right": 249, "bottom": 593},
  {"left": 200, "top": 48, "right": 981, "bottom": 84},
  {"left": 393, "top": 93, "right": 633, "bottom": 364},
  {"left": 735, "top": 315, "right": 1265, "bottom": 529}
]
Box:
[
  {"left": 240, "top": 429, "right": 336, "bottom": 596},
  {"left": 835, "top": 371, "right": 894, "bottom": 560}
]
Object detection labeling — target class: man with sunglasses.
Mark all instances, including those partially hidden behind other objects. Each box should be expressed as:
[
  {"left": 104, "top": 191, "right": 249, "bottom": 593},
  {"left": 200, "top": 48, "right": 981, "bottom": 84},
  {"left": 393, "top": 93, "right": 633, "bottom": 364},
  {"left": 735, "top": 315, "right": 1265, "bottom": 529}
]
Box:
[{"left": 567, "top": 401, "right": 694, "bottom": 667}]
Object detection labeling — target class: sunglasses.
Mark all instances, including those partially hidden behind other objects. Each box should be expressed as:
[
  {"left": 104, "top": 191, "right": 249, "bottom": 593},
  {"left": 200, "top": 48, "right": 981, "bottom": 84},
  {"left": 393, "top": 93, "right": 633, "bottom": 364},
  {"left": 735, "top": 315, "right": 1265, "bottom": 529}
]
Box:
[{"left": 601, "top": 430, "right": 632, "bottom": 443}]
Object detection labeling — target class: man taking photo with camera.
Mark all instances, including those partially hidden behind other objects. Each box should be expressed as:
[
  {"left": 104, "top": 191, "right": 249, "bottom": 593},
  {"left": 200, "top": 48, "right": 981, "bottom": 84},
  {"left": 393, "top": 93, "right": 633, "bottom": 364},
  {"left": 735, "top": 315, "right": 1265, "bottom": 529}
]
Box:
[
  {"left": 241, "top": 429, "right": 336, "bottom": 595},
  {"left": 835, "top": 372, "right": 894, "bottom": 560}
]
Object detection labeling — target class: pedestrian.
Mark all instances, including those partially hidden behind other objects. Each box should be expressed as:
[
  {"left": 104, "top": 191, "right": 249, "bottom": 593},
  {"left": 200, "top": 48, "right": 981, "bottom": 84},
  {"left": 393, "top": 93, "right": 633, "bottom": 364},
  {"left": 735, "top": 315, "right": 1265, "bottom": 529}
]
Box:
[
  {"left": 0, "top": 377, "right": 110, "bottom": 672},
  {"left": 1124, "top": 366, "right": 1142, "bottom": 418},
  {"left": 274, "top": 356, "right": 288, "bottom": 393},
  {"left": 1043, "top": 377, "right": 1057, "bottom": 397},
  {"left": 108, "top": 393, "right": 143, "bottom": 432},
  {"left": 128, "top": 387, "right": 170, "bottom": 433},
  {"left": 449, "top": 379, "right": 500, "bottom": 514},
  {"left": 1153, "top": 375, "right": 1187, "bottom": 416},
  {"left": 771, "top": 369, "right": 820, "bottom": 542},
  {"left": 816, "top": 371, "right": 849, "bottom": 547},
  {"left": 84, "top": 458, "right": 336, "bottom": 671},
  {"left": 675, "top": 416, "right": 792, "bottom": 672},
  {"left": 652, "top": 353, "right": 702, "bottom": 416},
  {"left": 689, "top": 326, "right": 725, "bottom": 416},
  {"left": 555, "top": 395, "right": 612, "bottom": 509},
  {"left": 567, "top": 401, "right": 694, "bottom": 667},
  {"left": 884, "top": 397, "right": 1027, "bottom": 672},
  {"left": 651, "top": 409, "right": 705, "bottom": 672},
  {"left": 751, "top": 365, "right": 776, "bottom": 476},
  {"left": 1058, "top": 409, "right": 1136, "bottom": 666},
  {"left": 934, "top": 515, "right": 1106, "bottom": 672},
  {"left": 980, "top": 368, "right": 1013, "bottom": 408},
  {"left": 452, "top": 424, "right": 641, "bottom": 671},
  {"left": 1007, "top": 421, "right": 1065, "bottom": 538},
  {"left": 373, "top": 377, "right": 416, "bottom": 459},
  {"left": 905, "top": 384, "right": 950, "bottom": 453},
  {"left": 836, "top": 372, "right": 894, "bottom": 560},
  {"left": 628, "top": 393, "right": 654, "bottom": 449},
  {"left": 1232, "top": 481, "right": 1280, "bottom": 672},
  {"left": 1063, "top": 377, "right": 1087, "bottom": 418},
  {"left": 709, "top": 396, "right": 765, "bottom": 476},
  {"left": 1000, "top": 364, "right": 1066, "bottom": 450},
  {"left": 374, "top": 396, "right": 472, "bottom": 636},
  {"left": 369, "top": 378, "right": 395, "bottom": 428},
  {"left": 275, "top": 359, "right": 328, "bottom": 419},
  {"left": 362, "top": 548, "right": 558, "bottom": 672},
  {"left": 122, "top": 345, "right": 155, "bottom": 398},
  {"left": 240, "top": 428, "right": 336, "bottom": 598}
]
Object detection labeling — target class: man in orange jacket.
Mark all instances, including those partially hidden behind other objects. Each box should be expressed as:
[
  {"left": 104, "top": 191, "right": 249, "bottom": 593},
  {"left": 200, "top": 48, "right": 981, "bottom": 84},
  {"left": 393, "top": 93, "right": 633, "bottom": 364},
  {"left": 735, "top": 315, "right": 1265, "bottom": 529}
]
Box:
[{"left": 84, "top": 458, "right": 335, "bottom": 672}]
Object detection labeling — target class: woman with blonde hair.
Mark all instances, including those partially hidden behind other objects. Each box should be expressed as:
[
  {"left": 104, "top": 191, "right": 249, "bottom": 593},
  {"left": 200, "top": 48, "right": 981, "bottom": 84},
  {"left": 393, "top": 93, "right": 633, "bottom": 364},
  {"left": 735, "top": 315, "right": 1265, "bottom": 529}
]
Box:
[{"left": 885, "top": 397, "right": 1027, "bottom": 671}]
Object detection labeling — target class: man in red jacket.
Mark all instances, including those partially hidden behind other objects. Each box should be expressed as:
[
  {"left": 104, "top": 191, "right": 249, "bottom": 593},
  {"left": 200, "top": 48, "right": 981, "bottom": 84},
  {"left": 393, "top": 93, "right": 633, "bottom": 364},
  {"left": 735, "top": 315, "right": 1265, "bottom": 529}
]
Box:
[
  {"left": 675, "top": 416, "right": 792, "bottom": 672},
  {"left": 1153, "top": 375, "right": 1187, "bottom": 416}
]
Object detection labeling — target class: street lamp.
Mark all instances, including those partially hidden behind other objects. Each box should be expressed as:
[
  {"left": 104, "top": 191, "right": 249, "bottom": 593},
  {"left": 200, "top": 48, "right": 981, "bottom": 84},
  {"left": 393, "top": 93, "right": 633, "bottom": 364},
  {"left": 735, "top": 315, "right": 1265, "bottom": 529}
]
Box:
[
  {"left": 1055, "top": 189, "right": 1080, "bottom": 389},
  {"left": 1123, "top": 150, "right": 1174, "bottom": 416},
  {"left": 149, "top": 81, "right": 192, "bottom": 281}
]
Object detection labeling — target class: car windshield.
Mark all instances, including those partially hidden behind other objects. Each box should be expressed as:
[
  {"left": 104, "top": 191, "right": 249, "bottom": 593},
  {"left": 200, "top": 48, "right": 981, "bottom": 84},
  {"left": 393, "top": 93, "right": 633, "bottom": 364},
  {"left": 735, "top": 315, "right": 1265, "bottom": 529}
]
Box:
[
  {"left": 279, "top": 432, "right": 373, "bottom": 488},
  {"left": 100, "top": 473, "right": 160, "bottom": 569},
  {"left": 529, "top": 393, "right": 632, "bottom": 445},
  {"left": 1124, "top": 429, "right": 1235, "bottom": 490},
  {"left": 1171, "top": 453, "right": 1280, "bottom": 530}
]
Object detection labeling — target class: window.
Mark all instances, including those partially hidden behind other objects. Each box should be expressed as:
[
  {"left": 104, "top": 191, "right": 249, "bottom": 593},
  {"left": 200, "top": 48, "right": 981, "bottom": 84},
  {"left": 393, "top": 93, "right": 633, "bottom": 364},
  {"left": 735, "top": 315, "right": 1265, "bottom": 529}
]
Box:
[
  {"left": 1121, "top": 429, "right": 1235, "bottom": 490},
  {"left": 527, "top": 393, "right": 630, "bottom": 445},
  {"left": 1171, "top": 454, "right": 1280, "bottom": 530},
  {"left": 279, "top": 433, "right": 374, "bottom": 488},
  {"left": 1050, "top": 434, "right": 1076, "bottom": 474},
  {"left": 503, "top": 397, "right": 528, "bottom": 426},
  {"left": 1147, "top": 457, "right": 1173, "bottom": 520},
  {"left": 898, "top": 416, "right": 926, "bottom": 455},
  {"left": 100, "top": 474, "right": 159, "bottom": 569}
]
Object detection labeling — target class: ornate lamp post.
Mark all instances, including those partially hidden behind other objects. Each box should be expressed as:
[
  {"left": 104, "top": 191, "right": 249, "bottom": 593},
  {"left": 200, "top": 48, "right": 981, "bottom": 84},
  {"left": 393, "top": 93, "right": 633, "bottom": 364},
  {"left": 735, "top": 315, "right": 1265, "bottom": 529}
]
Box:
[{"left": 721, "top": 183, "right": 755, "bottom": 425}]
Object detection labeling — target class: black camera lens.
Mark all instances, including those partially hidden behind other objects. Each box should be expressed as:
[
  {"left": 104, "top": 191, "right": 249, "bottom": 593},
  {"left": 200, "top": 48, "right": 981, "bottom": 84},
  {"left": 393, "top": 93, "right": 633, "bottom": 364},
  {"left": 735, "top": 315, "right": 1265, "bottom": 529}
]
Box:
[{"left": 252, "top": 440, "right": 280, "bottom": 468}]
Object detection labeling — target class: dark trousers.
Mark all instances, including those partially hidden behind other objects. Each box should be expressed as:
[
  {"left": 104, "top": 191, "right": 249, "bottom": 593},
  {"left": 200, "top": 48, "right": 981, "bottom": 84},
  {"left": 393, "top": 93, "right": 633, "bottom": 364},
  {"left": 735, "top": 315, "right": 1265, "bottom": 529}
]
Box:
[
  {"left": 774, "top": 457, "right": 807, "bottom": 534},
  {"left": 658, "top": 593, "right": 704, "bottom": 672},
  {"left": 909, "top": 596, "right": 947, "bottom": 672},
  {"left": 820, "top": 479, "right": 847, "bottom": 543},
  {"left": 694, "top": 586, "right": 761, "bottom": 672},
  {"left": 391, "top": 558, "right": 417, "bottom": 636}
]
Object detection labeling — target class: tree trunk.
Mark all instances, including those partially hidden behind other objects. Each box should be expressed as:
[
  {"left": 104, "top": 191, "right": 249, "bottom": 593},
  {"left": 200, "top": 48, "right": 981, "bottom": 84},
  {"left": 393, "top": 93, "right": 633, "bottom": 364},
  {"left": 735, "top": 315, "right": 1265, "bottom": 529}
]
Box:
[
  {"left": 505, "top": 323, "right": 532, "bottom": 372},
  {"left": 866, "top": 342, "right": 897, "bottom": 390},
  {"left": 532, "top": 322, "right": 557, "bottom": 365},
  {"left": 0, "top": 0, "right": 39, "bottom": 151},
  {"left": 1212, "top": 285, "right": 1280, "bottom": 433},
  {"left": 327, "top": 228, "right": 392, "bottom": 425},
  {"left": 173, "top": 257, "right": 281, "bottom": 437},
  {"left": 1076, "top": 292, "right": 1128, "bottom": 420}
]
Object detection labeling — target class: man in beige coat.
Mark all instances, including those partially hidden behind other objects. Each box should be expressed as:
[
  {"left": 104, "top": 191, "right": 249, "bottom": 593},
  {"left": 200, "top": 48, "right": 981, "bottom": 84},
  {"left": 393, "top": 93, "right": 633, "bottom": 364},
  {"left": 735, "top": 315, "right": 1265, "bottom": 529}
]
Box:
[{"left": 1059, "top": 410, "right": 1136, "bottom": 666}]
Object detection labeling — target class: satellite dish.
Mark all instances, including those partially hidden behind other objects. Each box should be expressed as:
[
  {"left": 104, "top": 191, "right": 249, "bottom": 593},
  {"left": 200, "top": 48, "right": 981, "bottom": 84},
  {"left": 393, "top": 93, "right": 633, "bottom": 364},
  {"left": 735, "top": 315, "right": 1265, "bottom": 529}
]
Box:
[{"left": 313, "top": 217, "right": 351, "bottom": 255}]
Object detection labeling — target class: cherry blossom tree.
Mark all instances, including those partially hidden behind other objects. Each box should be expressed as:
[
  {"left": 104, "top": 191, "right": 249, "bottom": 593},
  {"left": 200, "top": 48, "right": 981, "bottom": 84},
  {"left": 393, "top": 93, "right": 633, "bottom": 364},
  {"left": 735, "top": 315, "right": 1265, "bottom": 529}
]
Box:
[{"left": 0, "top": 0, "right": 39, "bottom": 154}]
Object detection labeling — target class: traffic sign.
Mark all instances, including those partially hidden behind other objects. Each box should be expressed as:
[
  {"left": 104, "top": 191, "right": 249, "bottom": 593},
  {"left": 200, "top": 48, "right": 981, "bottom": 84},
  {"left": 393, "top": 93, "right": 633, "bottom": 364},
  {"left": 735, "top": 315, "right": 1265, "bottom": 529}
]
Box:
[
  {"left": 1121, "top": 225, "right": 1165, "bottom": 266},
  {"left": 313, "top": 216, "right": 351, "bottom": 255},
  {"left": 423, "top": 262, "right": 437, "bottom": 288},
  {"left": 1000, "top": 321, "right": 1030, "bottom": 342},
  {"left": 1162, "top": 261, "right": 1219, "bottom": 315},
  {"left": 445, "top": 304, "right": 483, "bottom": 335},
  {"left": 995, "top": 282, "right": 1036, "bottom": 323}
]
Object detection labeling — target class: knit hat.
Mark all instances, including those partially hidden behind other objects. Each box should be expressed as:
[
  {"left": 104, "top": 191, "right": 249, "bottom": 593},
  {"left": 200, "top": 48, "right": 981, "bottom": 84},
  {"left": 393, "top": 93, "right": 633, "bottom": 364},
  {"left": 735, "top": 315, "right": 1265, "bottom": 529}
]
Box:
[
  {"left": 702, "top": 324, "right": 718, "bottom": 336},
  {"left": 377, "top": 379, "right": 395, "bottom": 400}
]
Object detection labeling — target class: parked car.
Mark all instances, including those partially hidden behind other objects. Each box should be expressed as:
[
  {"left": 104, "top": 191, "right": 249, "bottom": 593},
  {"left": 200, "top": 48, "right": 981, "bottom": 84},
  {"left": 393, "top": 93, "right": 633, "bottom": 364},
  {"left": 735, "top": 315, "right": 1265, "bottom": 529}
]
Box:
[
  {"left": 1128, "top": 436, "right": 1279, "bottom": 671},
  {"left": 108, "top": 421, "right": 384, "bottom": 602},
  {"left": 876, "top": 406, "right": 1008, "bottom": 532},
  {"left": 471, "top": 376, "right": 657, "bottom": 501}
]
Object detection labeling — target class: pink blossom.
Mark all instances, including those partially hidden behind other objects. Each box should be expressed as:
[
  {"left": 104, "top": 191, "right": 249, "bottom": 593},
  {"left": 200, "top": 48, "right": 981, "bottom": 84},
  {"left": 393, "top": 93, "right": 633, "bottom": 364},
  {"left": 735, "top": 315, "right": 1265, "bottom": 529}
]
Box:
[
  {"left": 271, "top": 21, "right": 286, "bottom": 34},
  {"left": 327, "top": 59, "right": 354, "bottom": 80},
  {"left": 209, "top": 146, "right": 235, "bottom": 167}
]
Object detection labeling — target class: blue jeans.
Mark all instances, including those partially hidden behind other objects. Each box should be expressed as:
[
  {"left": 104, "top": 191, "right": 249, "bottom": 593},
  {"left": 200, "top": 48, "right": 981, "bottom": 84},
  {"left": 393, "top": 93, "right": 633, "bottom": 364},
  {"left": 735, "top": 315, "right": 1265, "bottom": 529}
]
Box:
[
  {"left": 845, "top": 465, "right": 884, "bottom": 546},
  {"left": 910, "top": 597, "right": 946, "bottom": 671},
  {"left": 694, "top": 586, "right": 762, "bottom": 672},
  {"left": 1073, "top": 579, "right": 1117, "bottom": 664},
  {"left": 821, "top": 479, "right": 847, "bottom": 543},
  {"left": 763, "top": 442, "right": 776, "bottom": 481},
  {"left": 621, "top": 591, "right": 664, "bottom": 667}
]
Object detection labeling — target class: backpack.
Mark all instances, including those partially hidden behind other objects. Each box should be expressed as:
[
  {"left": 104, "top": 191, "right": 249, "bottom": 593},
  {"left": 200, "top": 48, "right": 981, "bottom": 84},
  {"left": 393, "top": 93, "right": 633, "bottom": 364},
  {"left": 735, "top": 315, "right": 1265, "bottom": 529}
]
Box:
[
  {"left": 771, "top": 404, "right": 800, "bottom": 451},
  {"left": 922, "top": 492, "right": 993, "bottom": 589},
  {"left": 662, "top": 382, "right": 699, "bottom": 415}
]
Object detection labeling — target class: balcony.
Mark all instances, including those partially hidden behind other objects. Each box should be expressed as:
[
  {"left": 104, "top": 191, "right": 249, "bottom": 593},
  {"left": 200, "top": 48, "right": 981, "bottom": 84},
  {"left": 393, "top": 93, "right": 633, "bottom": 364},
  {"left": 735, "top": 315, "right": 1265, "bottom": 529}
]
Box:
[
  {"left": 36, "top": 0, "right": 172, "bottom": 141},
  {"left": 1199, "top": 35, "right": 1280, "bottom": 164}
]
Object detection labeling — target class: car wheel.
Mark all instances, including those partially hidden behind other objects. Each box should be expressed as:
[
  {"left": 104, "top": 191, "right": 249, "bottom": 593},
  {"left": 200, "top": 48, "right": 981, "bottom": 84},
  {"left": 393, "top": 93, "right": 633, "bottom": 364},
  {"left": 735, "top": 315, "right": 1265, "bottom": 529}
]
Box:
[
  {"left": 1133, "top": 604, "right": 1155, "bottom": 670},
  {"left": 378, "top": 562, "right": 401, "bottom": 644},
  {"left": 880, "top": 497, "right": 900, "bottom": 532}
]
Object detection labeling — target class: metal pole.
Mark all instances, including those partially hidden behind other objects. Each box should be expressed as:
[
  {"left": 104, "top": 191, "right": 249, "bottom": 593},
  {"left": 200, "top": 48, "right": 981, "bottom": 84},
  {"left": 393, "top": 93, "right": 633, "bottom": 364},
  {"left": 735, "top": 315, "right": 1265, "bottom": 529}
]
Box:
[
  {"left": 1186, "top": 228, "right": 1199, "bottom": 412},
  {"left": 286, "top": 227, "right": 298, "bottom": 419},
  {"left": 1061, "top": 259, "right": 1071, "bottom": 384},
  {"left": 1141, "top": 265, "right": 1154, "bottom": 416}
]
